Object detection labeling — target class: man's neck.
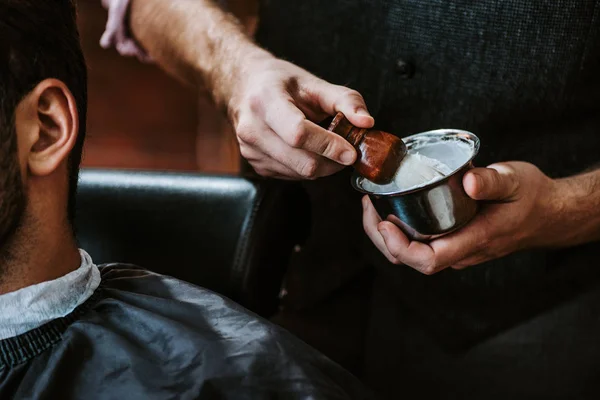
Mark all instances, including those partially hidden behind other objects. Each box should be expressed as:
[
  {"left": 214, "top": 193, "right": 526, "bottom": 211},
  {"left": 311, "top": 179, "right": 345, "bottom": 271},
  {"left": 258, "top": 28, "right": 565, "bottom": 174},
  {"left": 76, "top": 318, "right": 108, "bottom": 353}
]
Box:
[{"left": 0, "top": 212, "right": 81, "bottom": 295}]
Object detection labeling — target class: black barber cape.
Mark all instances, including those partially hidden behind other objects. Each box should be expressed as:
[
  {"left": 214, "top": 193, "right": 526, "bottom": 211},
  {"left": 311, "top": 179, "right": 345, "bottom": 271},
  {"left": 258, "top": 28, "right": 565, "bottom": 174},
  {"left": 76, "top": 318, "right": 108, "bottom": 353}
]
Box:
[{"left": 0, "top": 265, "right": 372, "bottom": 399}]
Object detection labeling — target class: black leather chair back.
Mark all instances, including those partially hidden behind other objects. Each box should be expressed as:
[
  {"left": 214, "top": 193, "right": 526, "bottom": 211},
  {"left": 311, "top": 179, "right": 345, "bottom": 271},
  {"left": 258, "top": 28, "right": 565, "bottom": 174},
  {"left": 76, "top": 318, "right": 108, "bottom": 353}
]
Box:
[{"left": 75, "top": 169, "right": 310, "bottom": 317}]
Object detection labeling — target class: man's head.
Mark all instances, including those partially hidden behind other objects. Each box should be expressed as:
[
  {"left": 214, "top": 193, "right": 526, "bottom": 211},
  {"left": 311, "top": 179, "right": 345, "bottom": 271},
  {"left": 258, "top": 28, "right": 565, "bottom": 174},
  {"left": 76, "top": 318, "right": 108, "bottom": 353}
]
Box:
[{"left": 0, "top": 0, "right": 87, "bottom": 251}]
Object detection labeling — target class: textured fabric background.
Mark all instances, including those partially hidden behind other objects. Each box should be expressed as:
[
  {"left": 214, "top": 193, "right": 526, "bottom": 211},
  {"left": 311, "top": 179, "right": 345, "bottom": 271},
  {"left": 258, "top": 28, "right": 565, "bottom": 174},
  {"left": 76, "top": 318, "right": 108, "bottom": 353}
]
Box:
[{"left": 258, "top": 1, "right": 600, "bottom": 396}]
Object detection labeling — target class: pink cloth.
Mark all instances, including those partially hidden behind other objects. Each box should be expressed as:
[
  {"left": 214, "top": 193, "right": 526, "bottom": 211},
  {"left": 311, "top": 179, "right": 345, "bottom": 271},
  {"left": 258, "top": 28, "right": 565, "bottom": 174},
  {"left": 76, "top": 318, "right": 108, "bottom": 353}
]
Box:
[
  {"left": 100, "top": 0, "right": 152, "bottom": 62},
  {"left": 100, "top": 0, "right": 228, "bottom": 63}
]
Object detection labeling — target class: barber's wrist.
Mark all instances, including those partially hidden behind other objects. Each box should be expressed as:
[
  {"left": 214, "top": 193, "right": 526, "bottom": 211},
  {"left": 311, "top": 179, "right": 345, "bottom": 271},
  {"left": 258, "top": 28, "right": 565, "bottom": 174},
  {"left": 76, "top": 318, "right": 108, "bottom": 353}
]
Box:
[
  {"left": 211, "top": 43, "right": 274, "bottom": 113},
  {"left": 547, "top": 173, "right": 600, "bottom": 247}
]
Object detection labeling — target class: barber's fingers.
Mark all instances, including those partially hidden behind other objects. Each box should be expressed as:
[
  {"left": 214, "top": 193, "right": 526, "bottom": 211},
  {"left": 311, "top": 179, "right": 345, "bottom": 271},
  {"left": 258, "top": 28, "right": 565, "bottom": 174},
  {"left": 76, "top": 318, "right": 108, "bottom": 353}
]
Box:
[
  {"left": 363, "top": 195, "right": 438, "bottom": 272},
  {"left": 237, "top": 118, "right": 344, "bottom": 179},
  {"left": 425, "top": 222, "right": 491, "bottom": 270},
  {"left": 376, "top": 222, "right": 451, "bottom": 274},
  {"left": 309, "top": 80, "right": 375, "bottom": 129},
  {"left": 377, "top": 217, "right": 493, "bottom": 274},
  {"left": 364, "top": 195, "right": 493, "bottom": 274},
  {"left": 362, "top": 196, "right": 398, "bottom": 263},
  {"left": 240, "top": 144, "right": 302, "bottom": 179},
  {"left": 262, "top": 96, "right": 357, "bottom": 166}
]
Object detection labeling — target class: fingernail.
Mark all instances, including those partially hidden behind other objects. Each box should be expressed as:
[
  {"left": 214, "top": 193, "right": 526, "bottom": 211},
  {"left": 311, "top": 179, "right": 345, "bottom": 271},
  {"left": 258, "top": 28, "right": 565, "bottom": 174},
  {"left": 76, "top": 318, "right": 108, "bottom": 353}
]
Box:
[{"left": 341, "top": 151, "right": 355, "bottom": 165}]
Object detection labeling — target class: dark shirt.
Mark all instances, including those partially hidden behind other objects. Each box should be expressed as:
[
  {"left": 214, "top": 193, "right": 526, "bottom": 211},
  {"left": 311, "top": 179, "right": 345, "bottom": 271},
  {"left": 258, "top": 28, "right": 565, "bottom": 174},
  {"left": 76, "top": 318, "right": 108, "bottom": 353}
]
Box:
[{"left": 257, "top": 1, "right": 600, "bottom": 397}]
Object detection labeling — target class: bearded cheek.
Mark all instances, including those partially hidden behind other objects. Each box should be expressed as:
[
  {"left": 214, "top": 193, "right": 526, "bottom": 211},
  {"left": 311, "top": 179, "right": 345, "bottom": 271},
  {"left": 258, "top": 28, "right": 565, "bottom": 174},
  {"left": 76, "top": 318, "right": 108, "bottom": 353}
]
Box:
[{"left": 0, "top": 154, "right": 26, "bottom": 246}]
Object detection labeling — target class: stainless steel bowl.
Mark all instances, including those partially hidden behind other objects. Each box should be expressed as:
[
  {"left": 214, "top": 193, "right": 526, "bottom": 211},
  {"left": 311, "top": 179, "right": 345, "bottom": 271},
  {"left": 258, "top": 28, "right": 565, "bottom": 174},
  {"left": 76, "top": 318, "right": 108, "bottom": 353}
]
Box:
[{"left": 352, "top": 129, "right": 480, "bottom": 241}]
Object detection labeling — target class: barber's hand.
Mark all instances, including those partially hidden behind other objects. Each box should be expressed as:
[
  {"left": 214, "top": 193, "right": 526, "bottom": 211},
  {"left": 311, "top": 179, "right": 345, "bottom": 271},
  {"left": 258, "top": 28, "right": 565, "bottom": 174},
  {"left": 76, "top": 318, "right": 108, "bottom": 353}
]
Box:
[
  {"left": 362, "top": 162, "right": 562, "bottom": 274},
  {"left": 229, "top": 55, "right": 374, "bottom": 179}
]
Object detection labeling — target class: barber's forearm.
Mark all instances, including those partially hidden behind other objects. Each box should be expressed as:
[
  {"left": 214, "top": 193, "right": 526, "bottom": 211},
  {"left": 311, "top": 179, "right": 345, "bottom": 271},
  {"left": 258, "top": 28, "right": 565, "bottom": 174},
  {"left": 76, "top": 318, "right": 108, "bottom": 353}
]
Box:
[
  {"left": 129, "top": 0, "right": 270, "bottom": 108},
  {"left": 550, "top": 169, "right": 600, "bottom": 247}
]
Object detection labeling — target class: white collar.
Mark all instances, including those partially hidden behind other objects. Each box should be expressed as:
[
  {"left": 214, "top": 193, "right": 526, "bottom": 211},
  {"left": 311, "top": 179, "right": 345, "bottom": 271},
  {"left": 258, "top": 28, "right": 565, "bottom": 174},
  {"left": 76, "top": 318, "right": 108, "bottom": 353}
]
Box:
[{"left": 0, "top": 249, "right": 101, "bottom": 340}]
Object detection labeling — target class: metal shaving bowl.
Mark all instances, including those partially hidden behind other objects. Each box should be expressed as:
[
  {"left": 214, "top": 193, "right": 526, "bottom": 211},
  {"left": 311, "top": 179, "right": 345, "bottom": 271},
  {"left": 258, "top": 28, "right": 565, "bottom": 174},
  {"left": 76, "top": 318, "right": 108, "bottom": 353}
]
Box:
[{"left": 352, "top": 129, "right": 480, "bottom": 241}]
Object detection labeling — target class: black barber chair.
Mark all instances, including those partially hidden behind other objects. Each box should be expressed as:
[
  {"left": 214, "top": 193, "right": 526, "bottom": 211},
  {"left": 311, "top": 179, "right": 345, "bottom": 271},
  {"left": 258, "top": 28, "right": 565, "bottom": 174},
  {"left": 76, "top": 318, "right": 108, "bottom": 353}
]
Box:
[{"left": 75, "top": 169, "right": 310, "bottom": 318}]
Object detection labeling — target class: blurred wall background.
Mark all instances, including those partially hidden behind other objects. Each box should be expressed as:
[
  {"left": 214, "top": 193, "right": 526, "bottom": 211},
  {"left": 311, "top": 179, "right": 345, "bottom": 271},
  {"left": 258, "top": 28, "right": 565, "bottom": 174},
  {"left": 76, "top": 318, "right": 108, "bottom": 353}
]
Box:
[{"left": 77, "top": 0, "right": 257, "bottom": 174}]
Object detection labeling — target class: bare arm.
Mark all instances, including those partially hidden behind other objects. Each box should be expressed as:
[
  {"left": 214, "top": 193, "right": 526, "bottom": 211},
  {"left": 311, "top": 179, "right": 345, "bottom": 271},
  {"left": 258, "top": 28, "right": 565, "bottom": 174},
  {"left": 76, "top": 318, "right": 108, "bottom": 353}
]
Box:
[
  {"left": 552, "top": 169, "right": 600, "bottom": 247},
  {"left": 124, "top": 0, "right": 375, "bottom": 180},
  {"left": 129, "top": 0, "right": 263, "bottom": 109}
]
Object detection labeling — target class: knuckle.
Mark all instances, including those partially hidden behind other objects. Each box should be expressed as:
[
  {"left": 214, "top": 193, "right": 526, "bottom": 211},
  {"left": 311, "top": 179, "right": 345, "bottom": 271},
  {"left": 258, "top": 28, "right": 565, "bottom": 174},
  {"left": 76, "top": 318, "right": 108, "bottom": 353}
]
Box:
[
  {"left": 298, "top": 158, "right": 319, "bottom": 179},
  {"left": 286, "top": 119, "right": 307, "bottom": 148},
  {"left": 390, "top": 257, "right": 403, "bottom": 266},
  {"left": 347, "top": 88, "right": 363, "bottom": 100},
  {"left": 421, "top": 260, "right": 439, "bottom": 276},
  {"left": 247, "top": 91, "right": 267, "bottom": 114},
  {"left": 315, "top": 137, "right": 337, "bottom": 158},
  {"left": 240, "top": 131, "right": 258, "bottom": 146},
  {"left": 235, "top": 120, "right": 257, "bottom": 144},
  {"left": 239, "top": 146, "right": 252, "bottom": 159},
  {"left": 422, "top": 266, "right": 437, "bottom": 276},
  {"left": 239, "top": 147, "right": 261, "bottom": 163},
  {"left": 478, "top": 231, "right": 493, "bottom": 251},
  {"left": 254, "top": 168, "right": 274, "bottom": 178},
  {"left": 341, "top": 88, "right": 364, "bottom": 104},
  {"left": 387, "top": 248, "right": 403, "bottom": 263},
  {"left": 491, "top": 170, "right": 504, "bottom": 188},
  {"left": 507, "top": 171, "right": 521, "bottom": 194},
  {"left": 491, "top": 164, "right": 521, "bottom": 196}
]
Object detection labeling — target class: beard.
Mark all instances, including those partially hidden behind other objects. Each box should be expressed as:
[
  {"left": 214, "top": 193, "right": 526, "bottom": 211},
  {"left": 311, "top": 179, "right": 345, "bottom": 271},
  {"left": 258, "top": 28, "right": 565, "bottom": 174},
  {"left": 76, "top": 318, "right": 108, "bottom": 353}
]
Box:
[{"left": 0, "top": 127, "right": 26, "bottom": 271}]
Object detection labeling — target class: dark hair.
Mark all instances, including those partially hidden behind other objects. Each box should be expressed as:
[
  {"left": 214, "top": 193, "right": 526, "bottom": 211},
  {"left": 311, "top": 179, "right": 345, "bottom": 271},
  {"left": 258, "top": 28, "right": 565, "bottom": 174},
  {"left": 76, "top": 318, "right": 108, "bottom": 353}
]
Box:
[{"left": 0, "top": 0, "right": 88, "bottom": 221}]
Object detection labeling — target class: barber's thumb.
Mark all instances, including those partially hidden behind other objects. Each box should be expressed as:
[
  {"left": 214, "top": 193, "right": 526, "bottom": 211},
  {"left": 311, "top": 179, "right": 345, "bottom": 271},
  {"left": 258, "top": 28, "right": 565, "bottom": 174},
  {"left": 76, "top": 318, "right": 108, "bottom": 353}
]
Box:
[{"left": 464, "top": 165, "right": 520, "bottom": 201}]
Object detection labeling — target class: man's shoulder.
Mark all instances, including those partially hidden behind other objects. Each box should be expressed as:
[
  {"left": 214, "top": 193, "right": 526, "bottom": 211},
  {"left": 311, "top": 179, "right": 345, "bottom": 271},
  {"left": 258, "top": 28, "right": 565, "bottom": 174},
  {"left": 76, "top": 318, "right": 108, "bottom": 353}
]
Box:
[
  {"left": 97, "top": 263, "right": 157, "bottom": 279},
  {"left": 92, "top": 262, "right": 276, "bottom": 348},
  {"left": 92, "top": 263, "right": 303, "bottom": 363},
  {"left": 96, "top": 263, "right": 233, "bottom": 307},
  {"left": 92, "top": 264, "right": 311, "bottom": 370},
  {"left": 61, "top": 264, "right": 374, "bottom": 399}
]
